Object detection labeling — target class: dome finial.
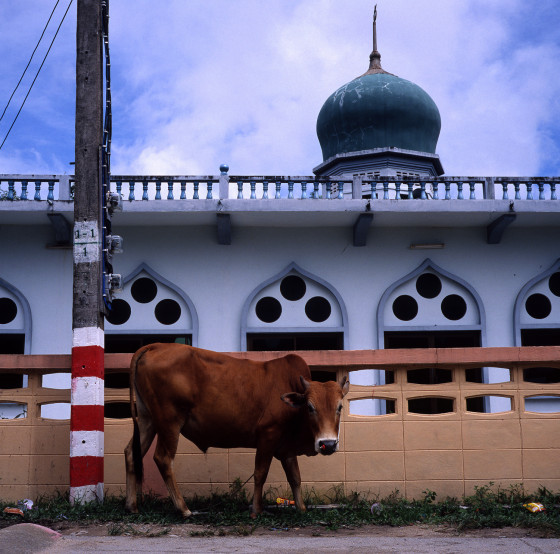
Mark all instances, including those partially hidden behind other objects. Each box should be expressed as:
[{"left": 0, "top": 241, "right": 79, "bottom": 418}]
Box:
[{"left": 365, "top": 4, "right": 387, "bottom": 75}]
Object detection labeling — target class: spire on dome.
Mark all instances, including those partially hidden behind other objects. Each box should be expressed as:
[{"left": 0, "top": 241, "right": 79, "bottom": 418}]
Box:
[{"left": 363, "top": 4, "right": 389, "bottom": 76}]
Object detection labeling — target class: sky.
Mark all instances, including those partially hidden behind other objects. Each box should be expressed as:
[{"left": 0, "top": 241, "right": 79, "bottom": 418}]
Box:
[{"left": 0, "top": 0, "right": 559, "bottom": 178}]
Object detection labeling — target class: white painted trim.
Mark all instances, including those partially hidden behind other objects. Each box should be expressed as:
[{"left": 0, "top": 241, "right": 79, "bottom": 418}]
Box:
[
  {"left": 69, "top": 483, "right": 104, "bottom": 504},
  {"left": 70, "top": 430, "right": 104, "bottom": 457},
  {"left": 71, "top": 377, "right": 104, "bottom": 406},
  {"left": 72, "top": 326, "right": 104, "bottom": 348}
]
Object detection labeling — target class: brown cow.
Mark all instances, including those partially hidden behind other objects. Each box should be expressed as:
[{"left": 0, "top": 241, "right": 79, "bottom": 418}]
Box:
[{"left": 124, "top": 343, "right": 349, "bottom": 517}]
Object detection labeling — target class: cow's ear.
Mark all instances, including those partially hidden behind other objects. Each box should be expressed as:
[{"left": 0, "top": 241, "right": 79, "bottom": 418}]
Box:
[
  {"left": 282, "top": 392, "right": 306, "bottom": 408},
  {"left": 340, "top": 375, "right": 350, "bottom": 397}
]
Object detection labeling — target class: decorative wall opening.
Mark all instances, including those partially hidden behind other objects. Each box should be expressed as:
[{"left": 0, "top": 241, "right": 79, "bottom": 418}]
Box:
[
  {"left": 378, "top": 260, "right": 485, "bottom": 349},
  {"left": 0, "top": 279, "right": 31, "bottom": 416},
  {"left": 408, "top": 397, "right": 454, "bottom": 414},
  {"left": 516, "top": 260, "right": 560, "bottom": 347},
  {"left": 105, "top": 263, "right": 198, "bottom": 353},
  {"left": 243, "top": 263, "right": 348, "bottom": 381}
]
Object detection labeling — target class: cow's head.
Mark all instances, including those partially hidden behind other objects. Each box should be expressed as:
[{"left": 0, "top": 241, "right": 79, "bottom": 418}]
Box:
[{"left": 282, "top": 375, "right": 350, "bottom": 455}]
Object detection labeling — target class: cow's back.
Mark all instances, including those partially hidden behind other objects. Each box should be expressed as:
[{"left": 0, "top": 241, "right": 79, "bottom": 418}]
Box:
[{"left": 133, "top": 344, "right": 310, "bottom": 451}]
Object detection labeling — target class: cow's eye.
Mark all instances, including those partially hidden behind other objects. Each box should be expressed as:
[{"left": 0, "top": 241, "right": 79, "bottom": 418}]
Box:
[
  {"left": 337, "top": 404, "right": 343, "bottom": 414},
  {"left": 307, "top": 402, "right": 316, "bottom": 414}
]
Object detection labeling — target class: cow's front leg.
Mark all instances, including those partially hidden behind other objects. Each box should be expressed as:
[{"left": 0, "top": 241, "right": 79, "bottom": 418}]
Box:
[
  {"left": 280, "top": 456, "right": 305, "bottom": 512},
  {"left": 251, "top": 447, "right": 274, "bottom": 518}
]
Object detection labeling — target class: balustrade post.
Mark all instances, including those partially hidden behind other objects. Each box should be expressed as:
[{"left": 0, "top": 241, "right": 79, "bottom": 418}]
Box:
[
  {"left": 526, "top": 182, "right": 533, "bottom": 200},
  {"left": 275, "top": 181, "right": 281, "bottom": 199},
  {"left": 383, "top": 181, "right": 390, "bottom": 200},
  {"left": 337, "top": 181, "right": 344, "bottom": 200},
  {"left": 313, "top": 181, "right": 320, "bottom": 199},
  {"left": 155, "top": 180, "right": 161, "bottom": 200},
  {"left": 262, "top": 180, "right": 269, "bottom": 199},
  {"left": 193, "top": 181, "right": 199, "bottom": 200},
  {"left": 7, "top": 180, "right": 15, "bottom": 200},
  {"left": 128, "top": 181, "right": 135, "bottom": 201},
  {"left": 395, "top": 181, "right": 402, "bottom": 199},
  {"left": 551, "top": 181, "right": 557, "bottom": 200},
  {"left": 419, "top": 181, "right": 426, "bottom": 200},
  {"left": 352, "top": 175, "right": 362, "bottom": 199},
  {"left": 34, "top": 180, "right": 41, "bottom": 201},
  {"left": 59, "top": 175, "right": 72, "bottom": 201},
  {"left": 408, "top": 181, "right": 414, "bottom": 199},
  {"left": 237, "top": 180, "right": 243, "bottom": 199},
  {"left": 21, "top": 180, "right": 28, "bottom": 200},
  {"left": 142, "top": 180, "right": 149, "bottom": 201},
  {"left": 288, "top": 180, "right": 294, "bottom": 199},
  {"left": 180, "top": 181, "right": 186, "bottom": 200},
  {"left": 219, "top": 164, "right": 229, "bottom": 199},
  {"left": 469, "top": 181, "right": 476, "bottom": 200},
  {"left": 206, "top": 180, "right": 213, "bottom": 199},
  {"left": 167, "top": 180, "right": 174, "bottom": 200},
  {"left": 300, "top": 181, "right": 307, "bottom": 199},
  {"left": 47, "top": 180, "right": 55, "bottom": 202},
  {"left": 485, "top": 177, "right": 495, "bottom": 199},
  {"left": 432, "top": 181, "right": 438, "bottom": 200},
  {"left": 457, "top": 181, "right": 464, "bottom": 200},
  {"left": 538, "top": 182, "right": 545, "bottom": 200},
  {"left": 250, "top": 180, "right": 256, "bottom": 199}
]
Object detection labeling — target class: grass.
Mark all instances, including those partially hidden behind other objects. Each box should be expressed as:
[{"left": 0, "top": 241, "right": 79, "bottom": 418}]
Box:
[{"left": 1, "top": 481, "right": 559, "bottom": 536}]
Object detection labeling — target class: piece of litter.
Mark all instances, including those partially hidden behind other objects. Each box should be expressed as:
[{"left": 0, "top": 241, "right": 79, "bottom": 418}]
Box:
[
  {"left": 370, "top": 502, "right": 382, "bottom": 513},
  {"left": 17, "top": 499, "right": 34, "bottom": 511},
  {"left": 523, "top": 502, "right": 545, "bottom": 513},
  {"left": 3, "top": 507, "right": 24, "bottom": 516},
  {"left": 276, "top": 497, "right": 295, "bottom": 506}
]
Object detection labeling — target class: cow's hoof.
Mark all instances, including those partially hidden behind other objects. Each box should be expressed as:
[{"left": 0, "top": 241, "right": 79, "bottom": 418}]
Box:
[
  {"left": 182, "top": 509, "right": 193, "bottom": 518},
  {"left": 125, "top": 505, "right": 138, "bottom": 514}
]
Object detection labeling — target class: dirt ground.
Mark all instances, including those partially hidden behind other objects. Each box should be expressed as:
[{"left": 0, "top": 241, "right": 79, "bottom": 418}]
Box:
[{"left": 44, "top": 521, "right": 554, "bottom": 540}]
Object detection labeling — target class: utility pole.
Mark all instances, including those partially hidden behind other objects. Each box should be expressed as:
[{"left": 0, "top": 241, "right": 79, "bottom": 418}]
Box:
[{"left": 70, "top": 0, "right": 105, "bottom": 504}]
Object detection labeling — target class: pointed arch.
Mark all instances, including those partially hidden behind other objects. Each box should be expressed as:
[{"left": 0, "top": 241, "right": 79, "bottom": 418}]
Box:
[
  {"left": 514, "top": 258, "right": 560, "bottom": 346},
  {"left": 241, "top": 262, "right": 349, "bottom": 350},
  {"left": 106, "top": 263, "right": 199, "bottom": 346},
  {"left": 377, "top": 258, "right": 486, "bottom": 348},
  {"left": 0, "top": 276, "right": 32, "bottom": 353}
]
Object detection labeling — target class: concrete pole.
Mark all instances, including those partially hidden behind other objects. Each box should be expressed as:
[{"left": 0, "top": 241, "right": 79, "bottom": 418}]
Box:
[{"left": 70, "top": 0, "right": 105, "bottom": 504}]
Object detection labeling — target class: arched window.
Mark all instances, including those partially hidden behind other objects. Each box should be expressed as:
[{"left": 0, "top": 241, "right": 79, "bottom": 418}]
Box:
[
  {"left": 105, "top": 263, "right": 198, "bottom": 353},
  {"left": 0, "top": 277, "right": 32, "bottom": 418},
  {"left": 241, "top": 263, "right": 348, "bottom": 380},
  {"left": 377, "top": 258, "right": 486, "bottom": 349},
  {"left": 514, "top": 258, "right": 560, "bottom": 347}
]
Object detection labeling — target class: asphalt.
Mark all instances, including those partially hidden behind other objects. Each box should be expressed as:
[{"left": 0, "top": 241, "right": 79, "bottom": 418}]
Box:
[{"left": 2, "top": 523, "right": 560, "bottom": 553}]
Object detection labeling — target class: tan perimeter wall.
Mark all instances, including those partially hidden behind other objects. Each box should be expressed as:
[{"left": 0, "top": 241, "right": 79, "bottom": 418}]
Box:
[{"left": 1, "top": 348, "right": 560, "bottom": 502}]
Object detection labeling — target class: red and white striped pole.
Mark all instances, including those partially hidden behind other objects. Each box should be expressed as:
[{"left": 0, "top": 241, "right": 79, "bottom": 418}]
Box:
[{"left": 71, "top": 0, "right": 104, "bottom": 504}]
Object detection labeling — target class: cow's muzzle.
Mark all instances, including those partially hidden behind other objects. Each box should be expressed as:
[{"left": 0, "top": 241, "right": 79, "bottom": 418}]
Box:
[{"left": 317, "top": 439, "right": 338, "bottom": 455}]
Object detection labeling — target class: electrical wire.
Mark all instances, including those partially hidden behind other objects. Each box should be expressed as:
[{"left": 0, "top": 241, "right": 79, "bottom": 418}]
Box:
[
  {"left": 0, "top": 0, "right": 61, "bottom": 124},
  {"left": 0, "top": 0, "right": 74, "bottom": 151}
]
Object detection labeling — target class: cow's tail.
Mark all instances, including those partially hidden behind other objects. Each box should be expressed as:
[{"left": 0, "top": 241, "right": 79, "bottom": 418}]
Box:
[{"left": 129, "top": 347, "right": 148, "bottom": 484}]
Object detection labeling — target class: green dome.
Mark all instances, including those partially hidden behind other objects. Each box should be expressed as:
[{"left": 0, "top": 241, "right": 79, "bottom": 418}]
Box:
[{"left": 316, "top": 71, "right": 441, "bottom": 162}]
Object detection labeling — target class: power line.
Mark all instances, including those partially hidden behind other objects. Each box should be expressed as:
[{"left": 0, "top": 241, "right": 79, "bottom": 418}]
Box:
[
  {"left": 0, "top": 0, "right": 74, "bottom": 151},
  {"left": 0, "top": 0, "right": 61, "bottom": 124}
]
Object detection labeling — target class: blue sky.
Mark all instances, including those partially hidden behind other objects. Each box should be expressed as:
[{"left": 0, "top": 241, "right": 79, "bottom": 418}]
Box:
[{"left": 0, "top": 0, "right": 559, "bottom": 177}]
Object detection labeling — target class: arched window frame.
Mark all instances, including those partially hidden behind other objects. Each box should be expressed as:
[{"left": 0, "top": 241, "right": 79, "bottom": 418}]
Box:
[
  {"left": 105, "top": 263, "right": 199, "bottom": 346},
  {"left": 240, "top": 262, "right": 349, "bottom": 350},
  {"left": 0, "top": 276, "right": 32, "bottom": 354},
  {"left": 376, "top": 258, "right": 487, "bottom": 348},
  {"left": 514, "top": 258, "right": 560, "bottom": 346}
]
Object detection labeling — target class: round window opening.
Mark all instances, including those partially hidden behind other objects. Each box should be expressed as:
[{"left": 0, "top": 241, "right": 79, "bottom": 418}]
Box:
[
  {"left": 549, "top": 272, "right": 560, "bottom": 297},
  {"left": 441, "top": 294, "right": 467, "bottom": 320},
  {"left": 0, "top": 298, "right": 17, "bottom": 324},
  {"left": 256, "top": 297, "right": 282, "bottom": 323},
  {"left": 416, "top": 273, "right": 442, "bottom": 299},
  {"left": 525, "top": 293, "right": 552, "bottom": 320},
  {"left": 280, "top": 275, "right": 306, "bottom": 301},
  {"left": 155, "top": 299, "right": 182, "bottom": 325},
  {"left": 106, "top": 299, "right": 131, "bottom": 325},
  {"left": 131, "top": 277, "right": 158, "bottom": 303},
  {"left": 392, "top": 295, "right": 418, "bottom": 321},
  {"left": 305, "top": 296, "right": 331, "bottom": 323}
]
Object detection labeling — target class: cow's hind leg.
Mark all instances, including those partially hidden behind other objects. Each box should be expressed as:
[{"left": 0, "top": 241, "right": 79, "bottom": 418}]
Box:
[
  {"left": 153, "top": 427, "right": 192, "bottom": 518},
  {"left": 281, "top": 456, "right": 306, "bottom": 512},
  {"left": 124, "top": 413, "right": 156, "bottom": 513}
]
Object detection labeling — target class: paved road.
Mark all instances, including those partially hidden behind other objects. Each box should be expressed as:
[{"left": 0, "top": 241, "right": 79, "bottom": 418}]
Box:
[{"left": 3, "top": 523, "right": 560, "bottom": 553}]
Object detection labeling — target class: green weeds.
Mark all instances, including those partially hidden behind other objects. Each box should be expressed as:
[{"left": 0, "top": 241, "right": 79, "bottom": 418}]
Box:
[{"left": 1, "top": 482, "right": 559, "bottom": 536}]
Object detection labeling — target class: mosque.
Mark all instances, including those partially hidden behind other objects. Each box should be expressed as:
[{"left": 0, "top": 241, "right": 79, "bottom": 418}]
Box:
[{"left": 0, "top": 10, "right": 559, "bottom": 501}]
